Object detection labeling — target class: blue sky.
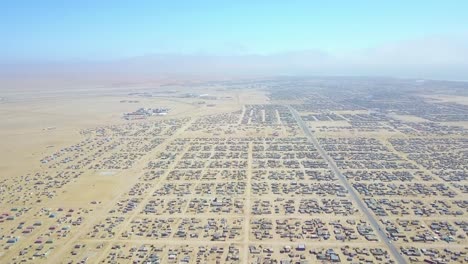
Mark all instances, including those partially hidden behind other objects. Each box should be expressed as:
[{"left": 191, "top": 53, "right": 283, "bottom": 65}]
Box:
[{"left": 2, "top": 0, "right": 468, "bottom": 61}]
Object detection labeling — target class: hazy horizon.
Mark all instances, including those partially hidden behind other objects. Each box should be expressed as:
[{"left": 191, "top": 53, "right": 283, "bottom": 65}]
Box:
[
  {"left": 2, "top": 3, "right": 468, "bottom": 263},
  {"left": 2, "top": 1, "right": 468, "bottom": 81}
]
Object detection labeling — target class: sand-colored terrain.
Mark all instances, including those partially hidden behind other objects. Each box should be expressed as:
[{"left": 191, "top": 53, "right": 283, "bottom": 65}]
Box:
[{"left": 0, "top": 78, "right": 467, "bottom": 264}]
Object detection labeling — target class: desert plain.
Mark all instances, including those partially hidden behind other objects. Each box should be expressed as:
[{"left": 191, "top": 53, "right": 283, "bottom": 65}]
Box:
[{"left": 0, "top": 77, "right": 467, "bottom": 264}]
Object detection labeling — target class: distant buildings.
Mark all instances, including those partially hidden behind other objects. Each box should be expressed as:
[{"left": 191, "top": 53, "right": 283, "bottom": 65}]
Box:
[{"left": 123, "top": 107, "right": 169, "bottom": 120}]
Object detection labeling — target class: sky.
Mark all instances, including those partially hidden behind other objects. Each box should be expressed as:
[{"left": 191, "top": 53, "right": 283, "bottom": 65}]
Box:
[{"left": 1, "top": 1, "right": 468, "bottom": 79}]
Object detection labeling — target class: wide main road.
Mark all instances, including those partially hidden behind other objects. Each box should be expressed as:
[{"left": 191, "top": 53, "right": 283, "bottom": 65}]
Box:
[{"left": 287, "top": 105, "right": 407, "bottom": 264}]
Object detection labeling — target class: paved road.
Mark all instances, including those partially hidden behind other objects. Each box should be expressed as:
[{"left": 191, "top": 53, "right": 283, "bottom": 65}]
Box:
[{"left": 288, "top": 105, "right": 407, "bottom": 264}]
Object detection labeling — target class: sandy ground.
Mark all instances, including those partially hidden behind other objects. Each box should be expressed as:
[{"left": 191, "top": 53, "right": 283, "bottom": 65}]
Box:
[{"left": 0, "top": 84, "right": 466, "bottom": 264}]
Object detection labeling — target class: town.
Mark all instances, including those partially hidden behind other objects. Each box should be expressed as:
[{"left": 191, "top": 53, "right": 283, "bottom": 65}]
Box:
[{"left": 0, "top": 77, "right": 467, "bottom": 264}]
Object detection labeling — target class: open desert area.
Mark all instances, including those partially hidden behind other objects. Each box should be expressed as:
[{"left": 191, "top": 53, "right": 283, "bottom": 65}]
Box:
[{"left": 0, "top": 77, "right": 467, "bottom": 264}]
